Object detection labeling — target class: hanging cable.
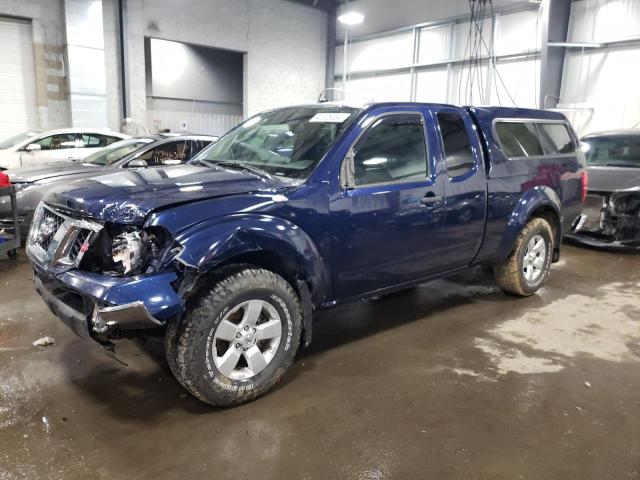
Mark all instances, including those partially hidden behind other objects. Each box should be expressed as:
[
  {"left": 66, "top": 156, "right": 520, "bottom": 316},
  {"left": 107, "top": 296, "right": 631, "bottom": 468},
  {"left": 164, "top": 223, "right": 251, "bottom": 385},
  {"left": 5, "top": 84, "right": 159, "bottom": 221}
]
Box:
[{"left": 473, "top": 0, "right": 518, "bottom": 106}]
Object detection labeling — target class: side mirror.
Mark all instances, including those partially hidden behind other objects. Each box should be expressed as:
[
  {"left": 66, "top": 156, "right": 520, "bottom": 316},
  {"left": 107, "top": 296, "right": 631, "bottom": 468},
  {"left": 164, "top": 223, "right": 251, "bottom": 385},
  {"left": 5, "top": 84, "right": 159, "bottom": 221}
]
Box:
[
  {"left": 25, "top": 143, "right": 41, "bottom": 152},
  {"left": 340, "top": 148, "right": 356, "bottom": 190},
  {"left": 127, "top": 158, "right": 148, "bottom": 168}
]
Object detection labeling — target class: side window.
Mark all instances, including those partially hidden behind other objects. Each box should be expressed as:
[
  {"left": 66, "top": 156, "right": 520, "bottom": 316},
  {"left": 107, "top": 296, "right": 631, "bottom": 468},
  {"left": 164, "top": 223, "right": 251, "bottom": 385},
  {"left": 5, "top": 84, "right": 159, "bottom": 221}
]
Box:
[
  {"left": 138, "top": 141, "right": 192, "bottom": 167},
  {"left": 537, "top": 123, "right": 575, "bottom": 154},
  {"left": 81, "top": 134, "right": 119, "bottom": 148},
  {"left": 33, "top": 133, "right": 77, "bottom": 150},
  {"left": 353, "top": 114, "right": 427, "bottom": 186},
  {"left": 495, "top": 122, "right": 544, "bottom": 158},
  {"left": 189, "top": 140, "right": 211, "bottom": 159},
  {"left": 437, "top": 112, "right": 475, "bottom": 177}
]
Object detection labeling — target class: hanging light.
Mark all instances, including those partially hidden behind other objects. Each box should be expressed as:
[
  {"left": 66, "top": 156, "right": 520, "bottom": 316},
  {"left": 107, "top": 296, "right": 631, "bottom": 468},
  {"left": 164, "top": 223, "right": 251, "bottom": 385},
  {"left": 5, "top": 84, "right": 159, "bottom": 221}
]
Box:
[{"left": 338, "top": 11, "right": 365, "bottom": 25}]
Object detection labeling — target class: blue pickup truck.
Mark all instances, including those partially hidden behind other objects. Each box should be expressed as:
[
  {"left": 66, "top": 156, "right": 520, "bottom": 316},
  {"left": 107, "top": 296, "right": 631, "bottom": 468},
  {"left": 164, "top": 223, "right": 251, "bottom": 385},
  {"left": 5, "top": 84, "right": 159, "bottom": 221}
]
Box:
[{"left": 26, "top": 102, "right": 586, "bottom": 406}]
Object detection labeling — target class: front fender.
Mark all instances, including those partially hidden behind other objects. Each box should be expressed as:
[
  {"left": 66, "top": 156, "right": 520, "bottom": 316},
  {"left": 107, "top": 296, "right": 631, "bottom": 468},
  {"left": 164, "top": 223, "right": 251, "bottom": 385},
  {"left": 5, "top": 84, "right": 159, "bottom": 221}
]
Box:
[
  {"left": 174, "top": 214, "right": 328, "bottom": 305},
  {"left": 497, "top": 186, "right": 561, "bottom": 261}
]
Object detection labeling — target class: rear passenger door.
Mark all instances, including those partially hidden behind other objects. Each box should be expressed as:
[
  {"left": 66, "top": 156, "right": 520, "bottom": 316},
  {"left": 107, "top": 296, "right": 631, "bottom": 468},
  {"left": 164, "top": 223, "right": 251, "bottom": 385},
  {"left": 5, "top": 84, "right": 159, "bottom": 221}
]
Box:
[{"left": 432, "top": 107, "right": 487, "bottom": 267}]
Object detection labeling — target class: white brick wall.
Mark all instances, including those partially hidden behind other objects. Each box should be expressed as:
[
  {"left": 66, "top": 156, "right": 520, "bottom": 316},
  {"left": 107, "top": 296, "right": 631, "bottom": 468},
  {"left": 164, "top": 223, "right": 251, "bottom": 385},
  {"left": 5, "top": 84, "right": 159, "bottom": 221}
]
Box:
[
  {"left": 0, "top": 0, "right": 329, "bottom": 131},
  {"left": 245, "top": 0, "right": 328, "bottom": 116},
  {"left": 126, "top": 0, "right": 328, "bottom": 124}
]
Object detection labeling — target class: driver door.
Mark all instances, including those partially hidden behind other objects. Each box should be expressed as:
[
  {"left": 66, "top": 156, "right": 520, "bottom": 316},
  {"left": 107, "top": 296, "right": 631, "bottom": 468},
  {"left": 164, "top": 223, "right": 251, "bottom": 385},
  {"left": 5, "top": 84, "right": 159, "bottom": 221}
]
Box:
[{"left": 329, "top": 108, "right": 449, "bottom": 299}]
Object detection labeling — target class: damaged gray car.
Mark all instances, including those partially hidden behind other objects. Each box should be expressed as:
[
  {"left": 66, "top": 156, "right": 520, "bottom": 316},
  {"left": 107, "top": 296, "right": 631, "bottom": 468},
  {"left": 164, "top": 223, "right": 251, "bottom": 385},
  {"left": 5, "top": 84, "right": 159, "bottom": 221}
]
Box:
[
  {"left": 0, "top": 134, "right": 216, "bottom": 240},
  {"left": 567, "top": 130, "right": 640, "bottom": 248}
]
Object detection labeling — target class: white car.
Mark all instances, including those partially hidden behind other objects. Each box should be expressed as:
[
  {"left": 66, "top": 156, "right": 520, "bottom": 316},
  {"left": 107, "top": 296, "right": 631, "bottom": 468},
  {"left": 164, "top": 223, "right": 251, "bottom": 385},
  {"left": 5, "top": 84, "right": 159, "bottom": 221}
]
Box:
[{"left": 0, "top": 128, "right": 129, "bottom": 170}]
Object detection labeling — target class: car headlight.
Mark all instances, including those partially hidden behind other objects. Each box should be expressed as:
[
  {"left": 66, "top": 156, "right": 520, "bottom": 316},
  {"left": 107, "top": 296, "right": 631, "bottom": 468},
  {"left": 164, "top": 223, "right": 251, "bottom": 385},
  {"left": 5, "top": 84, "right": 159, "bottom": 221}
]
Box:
[
  {"left": 97, "top": 226, "right": 171, "bottom": 277},
  {"left": 112, "top": 231, "right": 146, "bottom": 275},
  {"left": 611, "top": 193, "right": 640, "bottom": 217}
]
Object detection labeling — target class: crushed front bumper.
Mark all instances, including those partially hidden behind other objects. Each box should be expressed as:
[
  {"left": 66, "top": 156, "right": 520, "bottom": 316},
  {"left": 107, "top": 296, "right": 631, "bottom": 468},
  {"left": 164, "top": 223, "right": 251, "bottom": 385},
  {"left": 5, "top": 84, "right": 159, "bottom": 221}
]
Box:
[
  {"left": 565, "top": 232, "right": 640, "bottom": 249},
  {"left": 33, "top": 265, "right": 183, "bottom": 349},
  {"left": 567, "top": 192, "right": 640, "bottom": 249}
]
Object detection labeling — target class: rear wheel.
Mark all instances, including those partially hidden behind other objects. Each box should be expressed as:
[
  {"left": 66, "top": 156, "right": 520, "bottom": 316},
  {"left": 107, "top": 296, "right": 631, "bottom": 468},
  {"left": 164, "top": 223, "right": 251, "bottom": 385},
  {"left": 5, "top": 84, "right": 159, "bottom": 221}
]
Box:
[
  {"left": 493, "top": 217, "right": 554, "bottom": 296},
  {"left": 165, "top": 267, "right": 302, "bottom": 407}
]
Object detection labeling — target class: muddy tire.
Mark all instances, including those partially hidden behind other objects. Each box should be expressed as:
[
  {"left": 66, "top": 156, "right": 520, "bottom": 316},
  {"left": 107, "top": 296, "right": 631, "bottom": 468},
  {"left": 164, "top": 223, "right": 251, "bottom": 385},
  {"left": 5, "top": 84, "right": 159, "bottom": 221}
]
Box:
[
  {"left": 493, "top": 217, "right": 554, "bottom": 296},
  {"left": 165, "top": 267, "right": 302, "bottom": 407}
]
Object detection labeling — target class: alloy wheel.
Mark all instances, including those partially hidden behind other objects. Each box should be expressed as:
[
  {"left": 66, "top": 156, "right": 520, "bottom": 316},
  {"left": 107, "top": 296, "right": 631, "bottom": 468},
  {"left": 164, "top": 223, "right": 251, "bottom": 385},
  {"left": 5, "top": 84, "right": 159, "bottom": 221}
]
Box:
[
  {"left": 212, "top": 299, "right": 282, "bottom": 381},
  {"left": 522, "top": 234, "right": 547, "bottom": 284}
]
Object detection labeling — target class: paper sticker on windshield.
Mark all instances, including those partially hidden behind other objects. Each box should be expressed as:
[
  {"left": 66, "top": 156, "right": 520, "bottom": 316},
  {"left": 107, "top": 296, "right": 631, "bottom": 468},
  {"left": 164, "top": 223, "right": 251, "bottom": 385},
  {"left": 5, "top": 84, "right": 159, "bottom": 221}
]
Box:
[{"left": 309, "top": 112, "right": 352, "bottom": 123}]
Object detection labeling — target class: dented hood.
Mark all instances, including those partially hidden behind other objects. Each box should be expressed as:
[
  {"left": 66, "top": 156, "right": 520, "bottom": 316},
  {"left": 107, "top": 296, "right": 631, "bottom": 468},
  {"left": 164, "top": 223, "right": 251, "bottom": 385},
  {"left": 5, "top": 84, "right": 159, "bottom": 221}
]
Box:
[
  {"left": 587, "top": 166, "right": 640, "bottom": 193},
  {"left": 44, "top": 164, "right": 284, "bottom": 224}
]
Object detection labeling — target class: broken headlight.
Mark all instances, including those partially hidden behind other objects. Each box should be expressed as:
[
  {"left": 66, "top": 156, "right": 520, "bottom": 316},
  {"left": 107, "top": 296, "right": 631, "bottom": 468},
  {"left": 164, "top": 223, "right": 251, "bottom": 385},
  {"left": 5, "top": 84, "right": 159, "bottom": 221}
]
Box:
[
  {"left": 611, "top": 193, "right": 640, "bottom": 217},
  {"left": 111, "top": 229, "right": 160, "bottom": 276}
]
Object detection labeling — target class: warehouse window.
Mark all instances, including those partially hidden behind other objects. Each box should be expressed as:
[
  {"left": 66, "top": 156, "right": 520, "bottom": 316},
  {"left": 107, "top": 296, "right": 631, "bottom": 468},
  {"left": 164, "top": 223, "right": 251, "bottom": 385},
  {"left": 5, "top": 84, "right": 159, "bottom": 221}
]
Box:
[
  {"left": 437, "top": 112, "right": 475, "bottom": 177},
  {"left": 353, "top": 114, "right": 427, "bottom": 186},
  {"left": 495, "top": 122, "right": 544, "bottom": 158}
]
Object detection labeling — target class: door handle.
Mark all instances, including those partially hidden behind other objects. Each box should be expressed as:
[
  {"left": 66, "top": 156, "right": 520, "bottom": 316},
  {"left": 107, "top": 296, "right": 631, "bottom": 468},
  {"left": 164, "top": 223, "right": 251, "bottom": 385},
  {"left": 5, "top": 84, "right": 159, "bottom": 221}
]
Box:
[{"left": 420, "top": 193, "right": 443, "bottom": 205}]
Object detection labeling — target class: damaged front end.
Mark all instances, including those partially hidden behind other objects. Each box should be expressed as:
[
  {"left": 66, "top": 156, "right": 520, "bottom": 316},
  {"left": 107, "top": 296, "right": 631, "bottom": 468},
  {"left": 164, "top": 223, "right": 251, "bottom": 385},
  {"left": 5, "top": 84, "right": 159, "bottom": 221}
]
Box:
[
  {"left": 27, "top": 203, "right": 185, "bottom": 354},
  {"left": 569, "top": 189, "right": 640, "bottom": 248}
]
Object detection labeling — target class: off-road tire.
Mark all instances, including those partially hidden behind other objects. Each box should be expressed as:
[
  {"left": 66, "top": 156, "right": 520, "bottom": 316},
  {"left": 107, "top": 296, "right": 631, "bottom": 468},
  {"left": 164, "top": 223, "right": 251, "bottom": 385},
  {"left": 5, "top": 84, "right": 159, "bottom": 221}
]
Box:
[
  {"left": 165, "top": 267, "right": 302, "bottom": 407},
  {"left": 493, "top": 217, "right": 554, "bottom": 296}
]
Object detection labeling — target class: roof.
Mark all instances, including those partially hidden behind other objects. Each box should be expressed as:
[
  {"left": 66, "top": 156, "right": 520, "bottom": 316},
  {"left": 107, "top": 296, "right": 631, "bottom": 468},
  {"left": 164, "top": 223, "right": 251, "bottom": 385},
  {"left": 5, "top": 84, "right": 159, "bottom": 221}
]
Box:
[
  {"left": 39, "top": 127, "right": 128, "bottom": 136},
  {"left": 279, "top": 102, "right": 568, "bottom": 121},
  {"left": 581, "top": 129, "right": 640, "bottom": 139}
]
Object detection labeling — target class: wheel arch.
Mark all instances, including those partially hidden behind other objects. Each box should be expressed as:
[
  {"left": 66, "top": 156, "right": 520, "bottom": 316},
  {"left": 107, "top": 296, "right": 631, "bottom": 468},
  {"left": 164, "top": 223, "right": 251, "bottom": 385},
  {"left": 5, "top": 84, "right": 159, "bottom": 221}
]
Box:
[
  {"left": 496, "top": 186, "right": 562, "bottom": 264},
  {"left": 174, "top": 214, "right": 326, "bottom": 346}
]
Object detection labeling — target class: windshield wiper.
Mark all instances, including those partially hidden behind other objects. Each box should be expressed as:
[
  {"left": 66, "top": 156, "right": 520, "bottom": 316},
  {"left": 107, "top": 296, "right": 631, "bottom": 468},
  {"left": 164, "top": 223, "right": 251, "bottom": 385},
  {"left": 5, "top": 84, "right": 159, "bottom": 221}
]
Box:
[{"left": 199, "top": 159, "right": 271, "bottom": 179}]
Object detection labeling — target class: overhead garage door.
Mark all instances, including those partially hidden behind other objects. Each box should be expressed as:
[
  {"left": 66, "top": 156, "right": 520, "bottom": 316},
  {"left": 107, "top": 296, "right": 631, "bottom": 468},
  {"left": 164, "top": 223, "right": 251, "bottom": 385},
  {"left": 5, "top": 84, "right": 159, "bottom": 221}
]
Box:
[{"left": 0, "top": 17, "right": 38, "bottom": 140}]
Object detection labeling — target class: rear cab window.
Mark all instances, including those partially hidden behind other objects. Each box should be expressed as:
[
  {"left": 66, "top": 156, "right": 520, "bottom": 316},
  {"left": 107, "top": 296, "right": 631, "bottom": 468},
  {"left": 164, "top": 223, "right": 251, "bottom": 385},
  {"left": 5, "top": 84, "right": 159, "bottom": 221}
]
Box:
[
  {"left": 495, "top": 121, "right": 576, "bottom": 159},
  {"left": 436, "top": 112, "right": 475, "bottom": 177}
]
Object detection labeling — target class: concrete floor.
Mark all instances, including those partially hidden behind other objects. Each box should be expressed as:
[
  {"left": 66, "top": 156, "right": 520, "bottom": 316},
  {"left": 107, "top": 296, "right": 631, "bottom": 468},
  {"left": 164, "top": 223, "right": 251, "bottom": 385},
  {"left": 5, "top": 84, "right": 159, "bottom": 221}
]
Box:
[{"left": 0, "top": 244, "right": 639, "bottom": 479}]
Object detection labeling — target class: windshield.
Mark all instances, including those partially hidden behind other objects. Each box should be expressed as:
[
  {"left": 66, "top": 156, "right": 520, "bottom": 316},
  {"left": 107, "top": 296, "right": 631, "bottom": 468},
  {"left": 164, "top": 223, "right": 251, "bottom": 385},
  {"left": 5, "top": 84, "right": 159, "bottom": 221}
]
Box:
[
  {"left": 0, "top": 131, "right": 40, "bottom": 149},
  {"left": 85, "top": 138, "right": 153, "bottom": 166},
  {"left": 582, "top": 136, "right": 640, "bottom": 168},
  {"left": 194, "top": 106, "right": 360, "bottom": 179}
]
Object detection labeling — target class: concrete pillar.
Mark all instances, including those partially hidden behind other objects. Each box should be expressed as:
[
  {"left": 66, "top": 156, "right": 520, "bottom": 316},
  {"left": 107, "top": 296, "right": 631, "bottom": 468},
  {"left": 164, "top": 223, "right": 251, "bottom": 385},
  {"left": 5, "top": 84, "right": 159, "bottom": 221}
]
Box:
[{"left": 539, "top": 0, "right": 571, "bottom": 109}]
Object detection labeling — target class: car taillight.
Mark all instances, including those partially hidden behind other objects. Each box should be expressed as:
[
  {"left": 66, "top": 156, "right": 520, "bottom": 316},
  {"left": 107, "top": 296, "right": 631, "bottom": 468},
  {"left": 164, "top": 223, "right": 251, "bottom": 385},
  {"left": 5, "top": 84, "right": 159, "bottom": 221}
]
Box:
[
  {"left": 0, "top": 172, "right": 10, "bottom": 187},
  {"left": 580, "top": 171, "right": 588, "bottom": 205}
]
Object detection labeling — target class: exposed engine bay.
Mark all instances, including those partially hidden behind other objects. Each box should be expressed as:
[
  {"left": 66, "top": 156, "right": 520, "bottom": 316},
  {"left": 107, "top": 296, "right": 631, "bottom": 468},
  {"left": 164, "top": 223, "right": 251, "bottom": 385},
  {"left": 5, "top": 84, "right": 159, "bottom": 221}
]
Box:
[{"left": 572, "top": 190, "right": 640, "bottom": 247}]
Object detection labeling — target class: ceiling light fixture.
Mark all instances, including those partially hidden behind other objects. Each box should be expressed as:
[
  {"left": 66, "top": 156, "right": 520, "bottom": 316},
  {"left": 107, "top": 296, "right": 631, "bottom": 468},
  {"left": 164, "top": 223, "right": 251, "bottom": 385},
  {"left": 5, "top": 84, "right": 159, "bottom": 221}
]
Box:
[{"left": 338, "top": 11, "right": 365, "bottom": 25}]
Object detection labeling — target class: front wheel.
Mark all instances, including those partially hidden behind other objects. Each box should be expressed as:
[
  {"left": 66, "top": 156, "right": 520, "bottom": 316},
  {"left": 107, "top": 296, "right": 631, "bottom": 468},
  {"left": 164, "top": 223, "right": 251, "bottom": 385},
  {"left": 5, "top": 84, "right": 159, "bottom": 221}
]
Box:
[
  {"left": 165, "top": 267, "right": 302, "bottom": 407},
  {"left": 493, "top": 217, "right": 554, "bottom": 296}
]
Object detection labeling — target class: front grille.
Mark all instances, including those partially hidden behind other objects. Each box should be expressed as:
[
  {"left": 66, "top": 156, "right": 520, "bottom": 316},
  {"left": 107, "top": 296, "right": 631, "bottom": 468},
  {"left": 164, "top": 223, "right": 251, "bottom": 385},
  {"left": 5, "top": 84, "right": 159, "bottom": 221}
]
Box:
[
  {"left": 37, "top": 208, "right": 65, "bottom": 251},
  {"left": 27, "top": 204, "right": 103, "bottom": 272},
  {"left": 68, "top": 228, "right": 91, "bottom": 261}
]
